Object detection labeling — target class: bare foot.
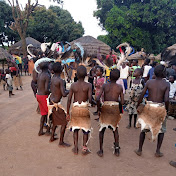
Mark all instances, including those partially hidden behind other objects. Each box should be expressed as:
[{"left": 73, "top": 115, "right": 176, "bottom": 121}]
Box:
[
  {"left": 38, "top": 131, "right": 45, "bottom": 136},
  {"left": 49, "top": 137, "right": 58, "bottom": 142},
  {"left": 97, "top": 150, "right": 103, "bottom": 157},
  {"left": 82, "top": 147, "right": 91, "bottom": 156},
  {"left": 114, "top": 149, "right": 120, "bottom": 157},
  {"left": 155, "top": 152, "right": 163, "bottom": 157},
  {"left": 134, "top": 149, "right": 142, "bottom": 156},
  {"left": 169, "top": 161, "right": 176, "bottom": 168},
  {"left": 72, "top": 147, "right": 78, "bottom": 155},
  {"left": 59, "top": 142, "right": 71, "bottom": 147},
  {"left": 126, "top": 125, "right": 131, "bottom": 129}
]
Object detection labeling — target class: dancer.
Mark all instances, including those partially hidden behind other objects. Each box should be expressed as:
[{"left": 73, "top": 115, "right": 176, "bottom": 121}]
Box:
[
  {"left": 126, "top": 68, "right": 144, "bottom": 129},
  {"left": 48, "top": 62, "right": 70, "bottom": 147},
  {"left": 96, "top": 69, "right": 124, "bottom": 157},
  {"left": 135, "top": 65, "right": 169, "bottom": 157},
  {"left": 67, "top": 65, "right": 92, "bottom": 155},
  {"left": 5, "top": 69, "right": 14, "bottom": 97},
  {"left": 36, "top": 62, "right": 51, "bottom": 136}
]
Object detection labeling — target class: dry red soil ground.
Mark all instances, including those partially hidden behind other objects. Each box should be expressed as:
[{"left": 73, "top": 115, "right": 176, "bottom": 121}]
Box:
[{"left": 0, "top": 76, "right": 175, "bottom": 176}]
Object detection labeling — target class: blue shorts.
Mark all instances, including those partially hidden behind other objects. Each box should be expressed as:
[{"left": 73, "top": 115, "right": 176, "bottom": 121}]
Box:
[{"left": 122, "top": 79, "right": 127, "bottom": 90}]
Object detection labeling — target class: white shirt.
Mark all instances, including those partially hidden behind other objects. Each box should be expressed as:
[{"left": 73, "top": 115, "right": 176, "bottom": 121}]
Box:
[
  {"left": 6, "top": 74, "right": 12, "bottom": 86},
  {"left": 120, "top": 66, "right": 129, "bottom": 79},
  {"left": 169, "top": 82, "right": 176, "bottom": 98},
  {"left": 143, "top": 65, "right": 152, "bottom": 77}
]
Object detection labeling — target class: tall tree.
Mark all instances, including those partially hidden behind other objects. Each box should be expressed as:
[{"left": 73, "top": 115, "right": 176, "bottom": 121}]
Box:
[
  {"left": 27, "top": 6, "right": 84, "bottom": 43},
  {"left": 95, "top": 0, "right": 176, "bottom": 54},
  {"left": 7, "top": 0, "right": 63, "bottom": 56},
  {"left": 0, "top": 0, "right": 19, "bottom": 47}
]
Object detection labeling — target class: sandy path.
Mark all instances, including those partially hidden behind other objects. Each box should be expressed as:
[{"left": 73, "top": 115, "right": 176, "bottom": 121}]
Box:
[{"left": 0, "top": 76, "right": 175, "bottom": 176}]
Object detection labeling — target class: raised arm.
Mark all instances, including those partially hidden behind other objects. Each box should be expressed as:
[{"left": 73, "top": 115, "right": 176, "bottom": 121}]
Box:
[
  {"left": 60, "top": 79, "right": 69, "bottom": 97},
  {"left": 164, "top": 82, "right": 170, "bottom": 112}
]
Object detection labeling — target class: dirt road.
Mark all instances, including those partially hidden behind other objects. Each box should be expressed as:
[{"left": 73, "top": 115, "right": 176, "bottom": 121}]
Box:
[{"left": 0, "top": 76, "right": 175, "bottom": 176}]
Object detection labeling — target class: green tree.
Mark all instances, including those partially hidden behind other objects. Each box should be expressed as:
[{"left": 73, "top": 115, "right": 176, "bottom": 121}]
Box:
[
  {"left": 0, "top": 0, "right": 19, "bottom": 47},
  {"left": 95, "top": 0, "right": 176, "bottom": 54},
  {"left": 27, "top": 6, "right": 84, "bottom": 43}
]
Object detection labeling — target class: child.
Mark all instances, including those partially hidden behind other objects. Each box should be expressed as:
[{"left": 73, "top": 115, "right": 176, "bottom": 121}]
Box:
[
  {"left": 126, "top": 68, "right": 144, "bottom": 129},
  {"left": 96, "top": 69, "right": 124, "bottom": 157},
  {"left": 168, "top": 75, "right": 176, "bottom": 99},
  {"left": 36, "top": 62, "right": 51, "bottom": 136},
  {"left": 5, "top": 69, "right": 14, "bottom": 97},
  {"left": 67, "top": 65, "right": 92, "bottom": 155},
  {"left": 48, "top": 62, "right": 70, "bottom": 147},
  {"left": 135, "top": 65, "right": 170, "bottom": 157},
  {"left": 93, "top": 66, "right": 105, "bottom": 115}
]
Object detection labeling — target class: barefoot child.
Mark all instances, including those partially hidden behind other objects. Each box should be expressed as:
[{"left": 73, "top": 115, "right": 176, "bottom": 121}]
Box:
[
  {"left": 93, "top": 66, "right": 105, "bottom": 116},
  {"left": 126, "top": 68, "right": 144, "bottom": 129},
  {"left": 5, "top": 69, "right": 14, "bottom": 97},
  {"left": 67, "top": 65, "right": 92, "bottom": 155},
  {"left": 96, "top": 69, "right": 124, "bottom": 157},
  {"left": 36, "top": 62, "right": 51, "bottom": 136},
  {"left": 48, "top": 62, "right": 70, "bottom": 147},
  {"left": 135, "top": 64, "right": 170, "bottom": 157}
]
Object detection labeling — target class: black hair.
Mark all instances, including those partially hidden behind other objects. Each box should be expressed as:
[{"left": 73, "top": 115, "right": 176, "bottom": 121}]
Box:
[
  {"left": 170, "top": 74, "right": 176, "bottom": 80},
  {"left": 52, "top": 62, "right": 62, "bottom": 73},
  {"left": 5, "top": 69, "right": 10, "bottom": 74},
  {"left": 40, "top": 62, "right": 48, "bottom": 70},
  {"left": 145, "top": 58, "right": 150, "bottom": 64},
  {"left": 77, "top": 65, "right": 87, "bottom": 78},
  {"left": 154, "top": 64, "right": 166, "bottom": 78},
  {"left": 96, "top": 66, "right": 104, "bottom": 74},
  {"left": 152, "top": 61, "right": 158, "bottom": 67},
  {"left": 110, "top": 69, "right": 120, "bottom": 81},
  {"left": 135, "top": 68, "right": 143, "bottom": 76},
  {"left": 133, "top": 59, "right": 138, "bottom": 64}
]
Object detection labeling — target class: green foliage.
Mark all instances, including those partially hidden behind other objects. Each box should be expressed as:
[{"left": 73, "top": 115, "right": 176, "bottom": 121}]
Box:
[
  {"left": 95, "top": 0, "right": 176, "bottom": 54},
  {"left": 0, "top": 0, "right": 19, "bottom": 44},
  {"left": 27, "top": 6, "right": 84, "bottom": 43}
]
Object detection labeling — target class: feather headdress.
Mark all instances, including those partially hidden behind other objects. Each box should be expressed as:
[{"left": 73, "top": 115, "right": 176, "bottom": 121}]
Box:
[{"left": 34, "top": 57, "right": 55, "bottom": 73}]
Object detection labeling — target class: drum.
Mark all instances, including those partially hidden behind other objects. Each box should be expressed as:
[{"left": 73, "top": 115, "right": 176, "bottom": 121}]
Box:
[{"left": 168, "top": 100, "right": 176, "bottom": 118}]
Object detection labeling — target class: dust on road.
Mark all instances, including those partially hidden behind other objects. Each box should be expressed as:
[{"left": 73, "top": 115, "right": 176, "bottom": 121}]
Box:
[{"left": 0, "top": 76, "right": 175, "bottom": 176}]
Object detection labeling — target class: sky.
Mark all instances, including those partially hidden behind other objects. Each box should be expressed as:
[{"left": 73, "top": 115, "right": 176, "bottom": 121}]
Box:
[{"left": 6, "top": 0, "right": 107, "bottom": 38}]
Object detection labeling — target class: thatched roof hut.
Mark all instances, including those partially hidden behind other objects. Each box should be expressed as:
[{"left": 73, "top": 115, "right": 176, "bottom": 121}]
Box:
[
  {"left": 161, "top": 44, "right": 176, "bottom": 62},
  {"left": 0, "top": 47, "right": 13, "bottom": 70},
  {"left": 0, "top": 47, "right": 13, "bottom": 61},
  {"left": 8, "top": 37, "right": 41, "bottom": 55},
  {"left": 70, "top": 35, "right": 115, "bottom": 58}
]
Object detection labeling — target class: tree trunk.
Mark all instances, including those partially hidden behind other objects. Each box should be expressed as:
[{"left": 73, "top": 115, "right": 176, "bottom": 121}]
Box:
[{"left": 21, "top": 34, "right": 27, "bottom": 57}]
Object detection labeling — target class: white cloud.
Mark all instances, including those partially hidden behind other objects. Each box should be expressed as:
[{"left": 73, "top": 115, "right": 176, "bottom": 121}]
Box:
[{"left": 6, "top": 0, "right": 107, "bottom": 38}]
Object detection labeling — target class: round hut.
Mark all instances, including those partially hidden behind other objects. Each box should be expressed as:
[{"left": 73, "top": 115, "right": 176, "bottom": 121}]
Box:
[
  {"left": 0, "top": 48, "right": 13, "bottom": 70},
  {"left": 8, "top": 37, "right": 41, "bottom": 56}
]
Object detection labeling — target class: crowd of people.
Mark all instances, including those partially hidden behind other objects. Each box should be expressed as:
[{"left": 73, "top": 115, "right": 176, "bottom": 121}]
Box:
[
  {"left": 29, "top": 55, "right": 176, "bottom": 168},
  {"left": 0, "top": 50, "right": 176, "bottom": 168}
]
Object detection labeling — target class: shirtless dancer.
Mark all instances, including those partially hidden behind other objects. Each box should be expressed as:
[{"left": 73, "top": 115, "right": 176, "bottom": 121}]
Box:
[
  {"left": 36, "top": 62, "right": 51, "bottom": 136},
  {"left": 135, "top": 64, "right": 170, "bottom": 157},
  {"left": 67, "top": 65, "right": 92, "bottom": 155},
  {"left": 49, "top": 62, "right": 70, "bottom": 147},
  {"left": 96, "top": 69, "right": 124, "bottom": 157}
]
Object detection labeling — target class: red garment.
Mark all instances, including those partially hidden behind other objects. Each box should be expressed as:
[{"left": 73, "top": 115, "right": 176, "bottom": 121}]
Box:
[
  {"left": 94, "top": 77, "right": 105, "bottom": 101},
  {"left": 9, "top": 67, "right": 17, "bottom": 72},
  {"left": 36, "top": 94, "right": 48, "bottom": 115},
  {"left": 106, "top": 54, "right": 117, "bottom": 64}
]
